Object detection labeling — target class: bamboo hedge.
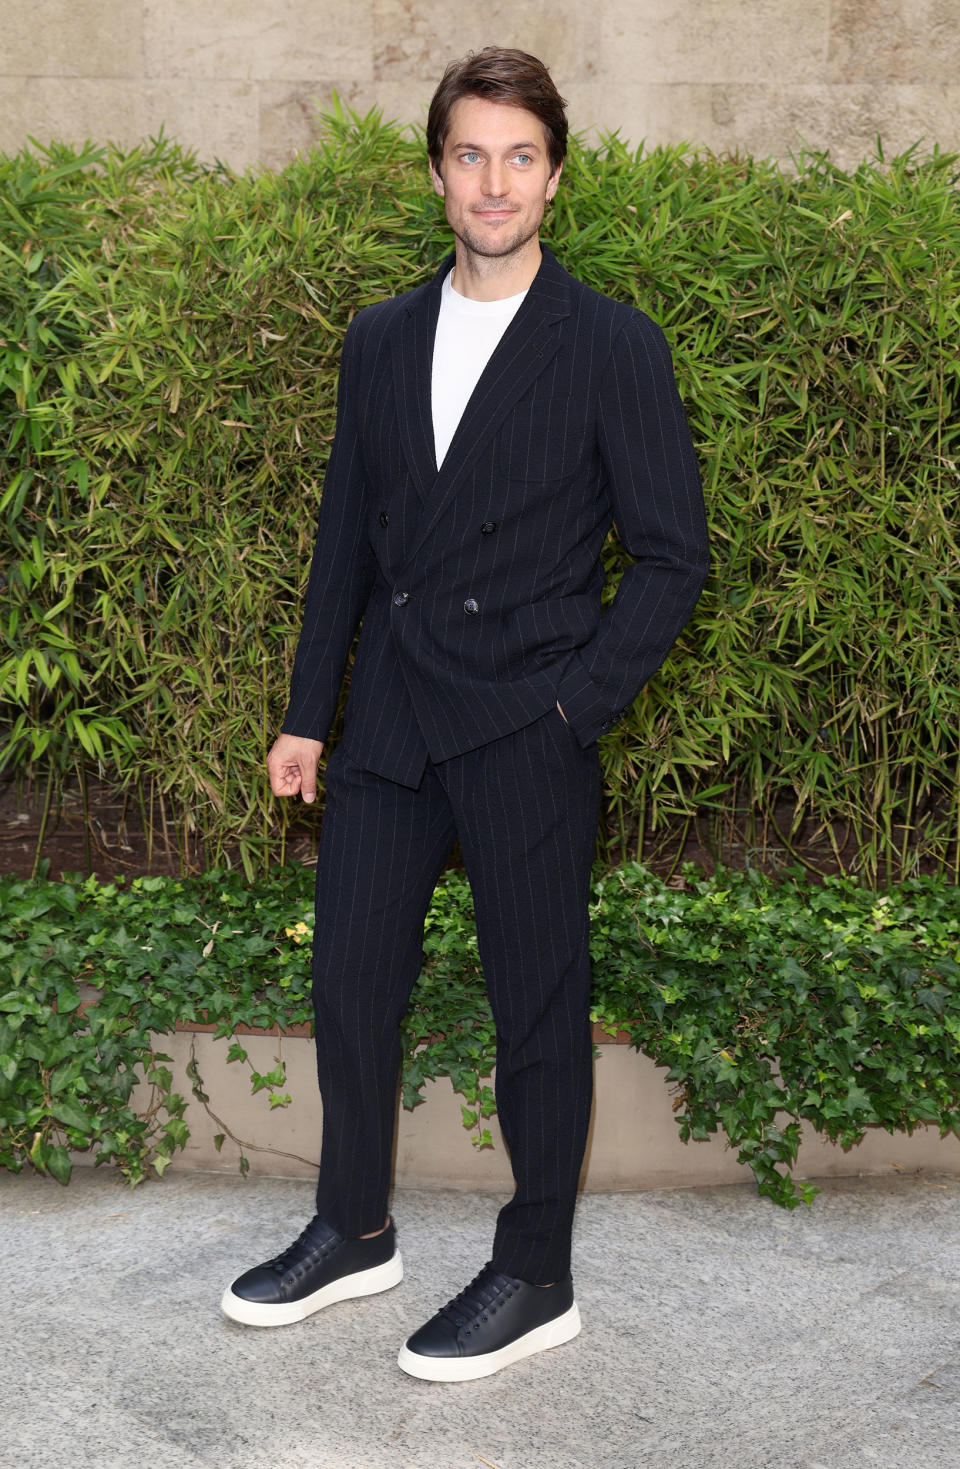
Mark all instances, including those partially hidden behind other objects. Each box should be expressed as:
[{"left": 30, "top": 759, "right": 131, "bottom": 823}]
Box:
[{"left": 1, "top": 106, "right": 958, "bottom": 882}]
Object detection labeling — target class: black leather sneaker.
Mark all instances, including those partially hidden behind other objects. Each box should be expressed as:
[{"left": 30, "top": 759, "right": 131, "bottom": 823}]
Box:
[
  {"left": 397, "top": 1262, "right": 580, "bottom": 1381},
  {"left": 220, "top": 1214, "right": 402, "bottom": 1327}
]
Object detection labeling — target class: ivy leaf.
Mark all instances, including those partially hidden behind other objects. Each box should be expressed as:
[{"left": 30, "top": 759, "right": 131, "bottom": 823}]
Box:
[
  {"left": 46, "top": 1145, "right": 73, "bottom": 1184},
  {"left": 51, "top": 1098, "right": 93, "bottom": 1135}
]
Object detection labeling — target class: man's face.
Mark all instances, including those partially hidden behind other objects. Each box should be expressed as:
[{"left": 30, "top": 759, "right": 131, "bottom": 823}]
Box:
[{"left": 430, "top": 96, "right": 561, "bottom": 261}]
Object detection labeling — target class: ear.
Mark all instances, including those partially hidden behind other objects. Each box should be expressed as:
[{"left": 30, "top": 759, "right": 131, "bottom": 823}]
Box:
[
  {"left": 546, "top": 159, "right": 563, "bottom": 202},
  {"left": 429, "top": 158, "right": 445, "bottom": 197}
]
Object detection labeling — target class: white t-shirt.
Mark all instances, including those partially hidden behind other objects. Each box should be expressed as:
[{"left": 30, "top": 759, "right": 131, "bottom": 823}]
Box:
[{"left": 431, "top": 269, "right": 528, "bottom": 469}]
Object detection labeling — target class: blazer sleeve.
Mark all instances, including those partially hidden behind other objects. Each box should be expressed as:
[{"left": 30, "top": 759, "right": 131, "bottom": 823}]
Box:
[
  {"left": 555, "top": 310, "right": 710, "bottom": 746},
  {"left": 280, "top": 318, "right": 378, "bottom": 743}
]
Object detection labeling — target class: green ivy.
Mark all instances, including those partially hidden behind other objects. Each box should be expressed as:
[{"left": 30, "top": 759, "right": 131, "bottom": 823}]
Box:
[
  {"left": 589, "top": 863, "right": 960, "bottom": 1206},
  {"left": 1, "top": 861, "right": 958, "bottom": 1206}
]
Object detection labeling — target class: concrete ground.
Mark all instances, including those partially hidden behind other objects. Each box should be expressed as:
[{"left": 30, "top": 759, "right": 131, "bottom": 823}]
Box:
[{"left": 2, "top": 1168, "right": 958, "bottom": 1469}]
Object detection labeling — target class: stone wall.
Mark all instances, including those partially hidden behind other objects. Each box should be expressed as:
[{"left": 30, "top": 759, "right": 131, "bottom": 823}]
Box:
[{"left": 2, "top": 2, "right": 958, "bottom": 172}]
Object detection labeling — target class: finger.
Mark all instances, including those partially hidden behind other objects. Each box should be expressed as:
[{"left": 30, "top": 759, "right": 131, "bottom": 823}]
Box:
[
  {"left": 270, "top": 761, "right": 302, "bottom": 797},
  {"left": 299, "top": 758, "right": 318, "bottom": 803}
]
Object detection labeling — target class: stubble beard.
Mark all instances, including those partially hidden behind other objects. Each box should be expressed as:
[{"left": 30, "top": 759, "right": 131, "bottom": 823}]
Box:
[{"left": 450, "top": 202, "right": 546, "bottom": 264}]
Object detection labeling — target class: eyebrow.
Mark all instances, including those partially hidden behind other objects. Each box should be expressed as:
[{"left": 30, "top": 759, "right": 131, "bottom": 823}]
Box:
[{"left": 450, "top": 140, "right": 541, "bottom": 152}]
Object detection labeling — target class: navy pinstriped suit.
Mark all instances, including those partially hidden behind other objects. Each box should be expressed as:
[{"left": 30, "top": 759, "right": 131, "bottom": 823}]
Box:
[{"left": 281, "top": 242, "right": 709, "bottom": 1284}]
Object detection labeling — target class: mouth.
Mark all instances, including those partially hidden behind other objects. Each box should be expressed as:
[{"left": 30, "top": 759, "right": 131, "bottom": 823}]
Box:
[{"left": 473, "top": 208, "right": 518, "bottom": 220}]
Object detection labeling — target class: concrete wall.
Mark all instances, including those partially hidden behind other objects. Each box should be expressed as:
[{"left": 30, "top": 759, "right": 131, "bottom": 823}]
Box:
[
  {"left": 99, "top": 1029, "right": 960, "bottom": 1192},
  {"left": 2, "top": 2, "right": 958, "bottom": 173}
]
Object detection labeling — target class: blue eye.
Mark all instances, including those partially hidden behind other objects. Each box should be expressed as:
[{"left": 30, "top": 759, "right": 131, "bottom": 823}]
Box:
[
  {"left": 461, "top": 152, "right": 480, "bottom": 163},
  {"left": 514, "top": 154, "right": 532, "bottom": 165}
]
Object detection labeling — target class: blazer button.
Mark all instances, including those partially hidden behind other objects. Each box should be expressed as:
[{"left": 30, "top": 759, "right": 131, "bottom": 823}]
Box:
[
  {"left": 393, "top": 590, "right": 409, "bottom": 606},
  {"left": 464, "top": 598, "right": 479, "bottom": 614},
  {"left": 480, "top": 520, "right": 497, "bottom": 534},
  {"left": 379, "top": 510, "right": 389, "bottom": 526}
]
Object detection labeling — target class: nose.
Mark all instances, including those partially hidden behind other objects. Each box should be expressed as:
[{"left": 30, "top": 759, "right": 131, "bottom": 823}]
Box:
[{"left": 482, "top": 158, "right": 508, "bottom": 199}]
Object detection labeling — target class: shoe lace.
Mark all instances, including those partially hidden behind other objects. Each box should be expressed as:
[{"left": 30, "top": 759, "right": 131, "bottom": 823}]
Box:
[
  {"left": 438, "top": 1264, "right": 520, "bottom": 1329},
  {"left": 269, "top": 1216, "right": 338, "bottom": 1275}
]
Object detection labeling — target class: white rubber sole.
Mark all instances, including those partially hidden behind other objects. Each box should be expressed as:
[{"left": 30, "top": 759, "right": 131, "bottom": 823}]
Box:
[
  {"left": 220, "top": 1248, "right": 403, "bottom": 1327},
  {"left": 396, "top": 1299, "right": 581, "bottom": 1382}
]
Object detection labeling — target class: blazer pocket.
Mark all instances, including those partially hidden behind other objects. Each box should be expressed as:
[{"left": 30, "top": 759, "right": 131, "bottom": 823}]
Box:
[
  {"left": 507, "top": 594, "right": 598, "bottom": 664},
  {"left": 497, "top": 394, "right": 586, "bottom": 481}
]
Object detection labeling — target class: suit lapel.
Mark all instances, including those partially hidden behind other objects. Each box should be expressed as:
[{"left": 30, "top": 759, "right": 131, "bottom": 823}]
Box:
[
  {"left": 392, "top": 262, "right": 446, "bottom": 504},
  {"left": 394, "top": 243, "right": 572, "bottom": 567}
]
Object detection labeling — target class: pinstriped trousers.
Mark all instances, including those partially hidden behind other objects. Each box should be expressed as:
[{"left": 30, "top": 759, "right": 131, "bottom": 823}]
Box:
[{"left": 309, "top": 700, "right": 602, "bottom": 1285}]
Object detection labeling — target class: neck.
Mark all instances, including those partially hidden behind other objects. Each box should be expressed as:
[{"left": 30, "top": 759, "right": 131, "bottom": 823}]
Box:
[{"left": 450, "top": 236, "right": 542, "bottom": 301}]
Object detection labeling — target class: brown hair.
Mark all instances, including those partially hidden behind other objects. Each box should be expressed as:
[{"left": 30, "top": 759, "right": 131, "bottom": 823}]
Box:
[{"left": 426, "top": 47, "right": 568, "bottom": 177}]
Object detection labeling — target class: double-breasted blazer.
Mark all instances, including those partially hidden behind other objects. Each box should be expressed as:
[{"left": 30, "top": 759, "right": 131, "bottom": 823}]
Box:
[{"left": 281, "top": 242, "right": 710, "bottom": 789}]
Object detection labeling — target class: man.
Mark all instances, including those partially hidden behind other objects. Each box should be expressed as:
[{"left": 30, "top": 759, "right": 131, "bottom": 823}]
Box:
[{"left": 220, "top": 47, "right": 709, "bottom": 1381}]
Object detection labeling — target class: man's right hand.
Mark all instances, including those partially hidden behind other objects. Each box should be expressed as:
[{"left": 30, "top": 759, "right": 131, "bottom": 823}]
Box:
[{"left": 267, "top": 733, "right": 326, "bottom": 804}]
